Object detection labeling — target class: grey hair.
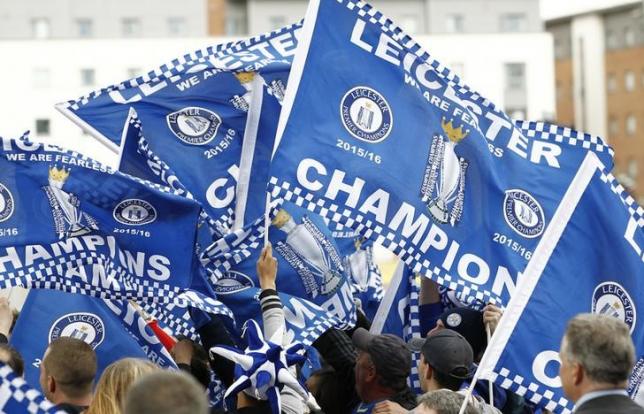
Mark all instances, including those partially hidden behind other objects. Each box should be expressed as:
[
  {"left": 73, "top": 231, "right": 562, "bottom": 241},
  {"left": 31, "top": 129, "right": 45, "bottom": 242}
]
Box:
[
  {"left": 562, "top": 313, "right": 635, "bottom": 385},
  {"left": 416, "top": 389, "right": 478, "bottom": 414}
]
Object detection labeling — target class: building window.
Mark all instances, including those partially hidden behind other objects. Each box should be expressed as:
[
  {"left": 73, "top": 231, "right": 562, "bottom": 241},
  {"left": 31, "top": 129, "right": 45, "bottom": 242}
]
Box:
[
  {"left": 626, "top": 114, "right": 637, "bottom": 136},
  {"left": 121, "top": 18, "right": 141, "bottom": 37},
  {"left": 606, "top": 29, "right": 619, "bottom": 49},
  {"left": 167, "top": 17, "right": 186, "bottom": 36},
  {"left": 608, "top": 73, "right": 617, "bottom": 93},
  {"left": 446, "top": 14, "right": 464, "bottom": 33},
  {"left": 500, "top": 13, "right": 527, "bottom": 33},
  {"left": 76, "top": 19, "right": 93, "bottom": 37},
  {"left": 35, "top": 119, "right": 50, "bottom": 136},
  {"left": 505, "top": 63, "right": 526, "bottom": 91},
  {"left": 32, "top": 18, "right": 50, "bottom": 39},
  {"left": 625, "top": 26, "right": 635, "bottom": 47},
  {"left": 628, "top": 158, "right": 638, "bottom": 179},
  {"left": 625, "top": 71, "right": 636, "bottom": 92},
  {"left": 609, "top": 116, "right": 619, "bottom": 136},
  {"left": 127, "top": 67, "right": 141, "bottom": 79},
  {"left": 80, "top": 69, "right": 95, "bottom": 86},
  {"left": 33, "top": 68, "right": 50, "bottom": 88},
  {"left": 268, "top": 16, "right": 286, "bottom": 30}
]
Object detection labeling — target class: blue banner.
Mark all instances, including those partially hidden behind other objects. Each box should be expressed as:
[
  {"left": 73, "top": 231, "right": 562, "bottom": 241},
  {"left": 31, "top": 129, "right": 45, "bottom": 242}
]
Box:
[
  {"left": 10, "top": 289, "right": 174, "bottom": 390},
  {"left": 202, "top": 202, "right": 357, "bottom": 345},
  {"left": 0, "top": 137, "right": 232, "bottom": 316},
  {"left": 477, "top": 153, "right": 644, "bottom": 413},
  {"left": 58, "top": 25, "right": 301, "bottom": 233},
  {"left": 268, "top": 0, "right": 615, "bottom": 307}
]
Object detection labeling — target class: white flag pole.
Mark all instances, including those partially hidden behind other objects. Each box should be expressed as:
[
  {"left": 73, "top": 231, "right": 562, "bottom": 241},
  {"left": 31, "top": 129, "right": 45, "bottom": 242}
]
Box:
[{"left": 264, "top": 192, "right": 271, "bottom": 247}]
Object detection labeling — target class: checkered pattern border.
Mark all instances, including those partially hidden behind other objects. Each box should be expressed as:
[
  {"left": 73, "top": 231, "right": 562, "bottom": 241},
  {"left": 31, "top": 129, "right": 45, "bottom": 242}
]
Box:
[
  {"left": 339, "top": 0, "right": 612, "bottom": 156},
  {"left": 0, "top": 247, "right": 192, "bottom": 308},
  {"left": 405, "top": 274, "right": 422, "bottom": 393},
  {"left": 486, "top": 367, "right": 573, "bottom": 414},
  {"left": 0, "top": 364, "right": 66, "bottom": 413},
  {"left": 516, "top": 121, "right": 613, "bottom": 159},
  {"left": 144, "top": 301, "right": 200, "bottom": 341},
  {"left": 600, "top": 169, "right": 644, "bottom": 224},
  {"left": 268, "top": 177, "right": 504, "bottom": 307},
  {"left": 62, "top": 22, "right": 303, "bottom": 111}
]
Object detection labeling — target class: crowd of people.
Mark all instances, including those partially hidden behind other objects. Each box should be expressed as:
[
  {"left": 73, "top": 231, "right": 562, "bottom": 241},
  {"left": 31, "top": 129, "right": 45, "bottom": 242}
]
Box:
[{"left": 0, "top": 245, "right": 640, "bottom": 414}]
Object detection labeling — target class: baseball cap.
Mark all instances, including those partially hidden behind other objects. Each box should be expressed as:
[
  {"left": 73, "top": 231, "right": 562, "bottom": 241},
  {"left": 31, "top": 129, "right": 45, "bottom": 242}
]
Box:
[
  {"left": 352, "top": 328, "right": 411, "bottom": 383},
  {"left": 408, "top": 329, "right": 474, "bottom": 379}
]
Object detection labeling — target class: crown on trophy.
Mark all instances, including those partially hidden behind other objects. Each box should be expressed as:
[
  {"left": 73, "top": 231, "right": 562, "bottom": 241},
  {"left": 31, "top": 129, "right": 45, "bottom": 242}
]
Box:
[
  {"left": 48, "top": 165, "right": 71, "bottom": 184},
  {"left": 441, "top": 118, "right": 469, "bottom": 144},
  {"left": 271, "top": 209, "right": 292, "bottom": 229},
  {"left": 234, "top": 71, "right": 255, "bottom": 84}
]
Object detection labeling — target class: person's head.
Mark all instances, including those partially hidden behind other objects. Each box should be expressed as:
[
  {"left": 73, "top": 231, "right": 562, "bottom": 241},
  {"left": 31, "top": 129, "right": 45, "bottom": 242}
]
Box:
[
  {"left": 0, "top": 343, "right": 23, "bottom": 377},
  {"left": 559, "top": 313, "right": 635, "bottom": 402},
  {"left": 123, "top": 371, "right": 208, "bottom": 414},
  {"left": 409, "top": 329, "right": 473, "bottom": 392},
  {"left": 430, "top": 308, "right": 486, "bottom": 361},
  {"left": 85, "top": 358, "right": 159, "bottom": 414},
  {"left": 414, "top": 389, "right": 479, "bottom": 414},
  {"left": 352, "top": 328, "right": 412, "bottom": 403},
  {"left": 306, "top": 366, "right": 346, "bottom": 414},
  {"left": 39, "top": 337, "right": 97, "bottom": 405}
]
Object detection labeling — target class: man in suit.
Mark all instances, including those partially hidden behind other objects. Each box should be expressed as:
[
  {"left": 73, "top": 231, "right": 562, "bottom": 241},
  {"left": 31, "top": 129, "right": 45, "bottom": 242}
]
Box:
[{"left": 560, "top": 313, "right": 644, "bottom": 413}]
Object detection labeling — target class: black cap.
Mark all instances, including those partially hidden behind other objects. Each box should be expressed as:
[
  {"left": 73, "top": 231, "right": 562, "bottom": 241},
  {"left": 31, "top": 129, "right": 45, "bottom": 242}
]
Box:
[
  {"left": 408, "top": 329, "right": 474, "bottom": 379},
  {"left": 439, "top": 308, "right": 486, "bottom": 357},
  {"left": 352, "top": 328, "right": 411, "bottom": 383}
]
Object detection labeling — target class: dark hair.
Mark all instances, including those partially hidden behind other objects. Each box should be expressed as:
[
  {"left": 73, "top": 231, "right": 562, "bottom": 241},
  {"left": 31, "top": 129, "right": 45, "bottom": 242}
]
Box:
[
  {"left": 310, "top": 366, "right": 351, "bottom": 414},
  {"left": 432, "top": 367, "right": 464, "bottom": 391},
  {"left": 44, "top": 337, "right": 96, "bottom": 398},
  {"left": 0, "top": 344, "right": 23, "bottom": 376},
  {"left": 124, "top": 371, "right": 208, "bottom": 414}
]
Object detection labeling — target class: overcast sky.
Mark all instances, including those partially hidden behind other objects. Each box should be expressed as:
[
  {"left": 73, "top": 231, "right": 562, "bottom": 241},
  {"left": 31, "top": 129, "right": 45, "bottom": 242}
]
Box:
[{"left": 540, "top": 0, "right": 641, "bottom": 20}]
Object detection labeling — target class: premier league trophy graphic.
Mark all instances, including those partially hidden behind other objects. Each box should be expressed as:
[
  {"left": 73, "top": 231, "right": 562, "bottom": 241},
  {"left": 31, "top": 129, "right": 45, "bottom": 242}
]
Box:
[
  {"left": 43, "top": 165, "right": 98, "bottom": 239},
  {"left": 230, "top": 71, "right": 255, "bottom": 112},
  {"left": 421, "top": 118, "right": 469, "bottom": 226},
  {"left": 272, "top": 209, "right": 342, "bottom": 299}
]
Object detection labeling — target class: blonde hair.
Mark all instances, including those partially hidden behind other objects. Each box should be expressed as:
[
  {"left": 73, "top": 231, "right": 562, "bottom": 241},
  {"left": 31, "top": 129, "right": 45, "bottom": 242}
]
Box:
[{"left": 86, "top": 358, "right": 160, "bottom": 414}]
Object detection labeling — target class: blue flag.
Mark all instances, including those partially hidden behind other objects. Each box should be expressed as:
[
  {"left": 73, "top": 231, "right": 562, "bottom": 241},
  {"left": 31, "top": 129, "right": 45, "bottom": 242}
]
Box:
[
  {"left": 10, "top": 289, "right": 175, "bottom": 391},
  {"left": 58, "top": 25, "right": 301, "bottom": 233},
  {"left": 0, "top": 363, "right": 64, "bottom": 414},
  {"left": 202, "top": 203, "right": 357, "bottom": 345},
  {"left": 268, "top": 0, "right": 614, "bottom": 307},
  {"left": 476, "top": 152, "right": 644, "bottom": 413},
  {"left": 0, "top": 137, "right": 233, "bottom": 319}
]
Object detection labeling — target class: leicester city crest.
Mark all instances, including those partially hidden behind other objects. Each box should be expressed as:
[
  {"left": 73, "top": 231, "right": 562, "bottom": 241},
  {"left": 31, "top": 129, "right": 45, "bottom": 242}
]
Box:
[
  {"left": 166, "top": 107, "right": 222, "bottom": 145},
  {"left": 113, "top": 199, "right": 157, "bottom": 226},
  {"left": 0, "top": 182, "right": 14, "bottom": 223},
  {"left": 49, "top": 312, "right": 106, "bottom": 349},
  {"left": 592, "top": 282, "right": 636, "bottom": 333},
  {"left": 421, "top": 118, "right": 469, "bottom": 226},
  {"left": 340, "top": 86, "right": 392, "bottom": 143},
  {"left": 503, "top": 189, "right": 545, "bottom": 238},
  {"left": 214, "top": 270, "right": 255, "bottom": 295}
]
